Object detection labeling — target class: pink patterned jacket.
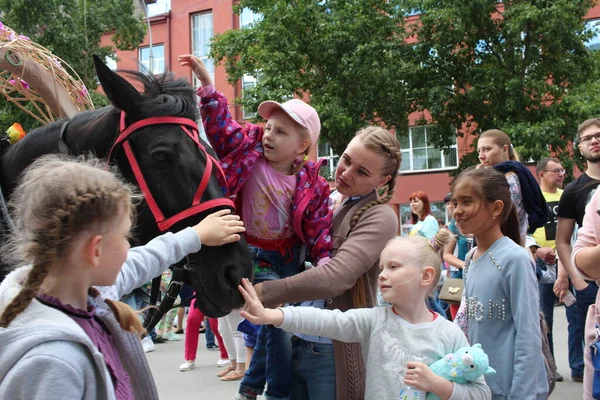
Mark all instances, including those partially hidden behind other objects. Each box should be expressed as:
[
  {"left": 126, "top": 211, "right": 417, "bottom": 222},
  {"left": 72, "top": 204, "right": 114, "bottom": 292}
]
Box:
[{"left": 198, "top": 88, "right": 332, "bottom": 263}]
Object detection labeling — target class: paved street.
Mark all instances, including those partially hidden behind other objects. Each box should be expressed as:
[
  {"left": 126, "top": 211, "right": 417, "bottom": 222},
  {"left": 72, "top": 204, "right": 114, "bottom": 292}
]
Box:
[{"left": 148, "top": 305, "right": 583, "bottom": 399}]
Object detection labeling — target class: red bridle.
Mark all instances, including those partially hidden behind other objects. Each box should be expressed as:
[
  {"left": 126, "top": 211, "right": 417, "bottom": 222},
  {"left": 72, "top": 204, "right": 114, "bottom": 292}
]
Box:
[{"left": 107, "top": 111, "right": 234, "bottom": 232}]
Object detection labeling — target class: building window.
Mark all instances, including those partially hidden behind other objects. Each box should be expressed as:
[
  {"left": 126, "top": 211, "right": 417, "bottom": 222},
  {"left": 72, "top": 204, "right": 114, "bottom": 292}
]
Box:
[
  {"left": 139, "top": 44, "right": 165, "bottom": 74},
  {"left": 399, "top": 201, "right": 448, "bottom": 236},
  {"left": 191, "top": 12, "right": 214, "bottom": 87},
  {"left": 586, "top": 19, "right": 600, "bottom": 51},
  {"left": 105, "top": 54, "right": 117, "bottom": 71},
  {"left": 240, "top": 8, "right": 261, "bottom": 28},
  {"left": 317, "top": 142, "right": 339, "bottom": 180},
  {"left": 146, "top": 0, "right": 170, "bottom": 17},
  {"left": 242, "top": 74, "right": 258, "bottom": 119},
  {"left": 399, "top": 125, "right": 458, "bottom": 172}
]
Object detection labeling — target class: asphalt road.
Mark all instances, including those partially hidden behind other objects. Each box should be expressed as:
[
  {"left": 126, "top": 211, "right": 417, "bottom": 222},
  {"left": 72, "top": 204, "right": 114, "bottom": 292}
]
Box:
[{"left": 148, "top": 304, "right": 583, "bottom": 399}]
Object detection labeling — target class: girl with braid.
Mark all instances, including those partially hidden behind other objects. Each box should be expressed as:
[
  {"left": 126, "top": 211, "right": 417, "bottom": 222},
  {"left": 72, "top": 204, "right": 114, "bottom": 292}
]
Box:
[
  {"left": 251, "top": 127, "right": 402, "bottom": 400},
  {"left": 0, "top": 156, "right": 245, "bottom": 400}
]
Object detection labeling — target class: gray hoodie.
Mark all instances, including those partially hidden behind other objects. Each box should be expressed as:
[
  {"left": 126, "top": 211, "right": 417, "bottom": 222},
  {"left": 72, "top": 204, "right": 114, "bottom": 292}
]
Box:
[{"left": 0, "top": 227, "right": 201, "bottom": 400}]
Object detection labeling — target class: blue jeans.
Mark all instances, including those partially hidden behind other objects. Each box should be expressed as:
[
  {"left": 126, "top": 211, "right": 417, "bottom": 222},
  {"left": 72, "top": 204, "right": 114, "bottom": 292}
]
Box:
[
  {"left": 240, "top": 325, "right": 294, "bottom": 399},
  {"left": 238, "top": 245, "right": 300, "bottom": 400},
  {"left": 426, "top": 292, "right": 448, "bottom": 319},
  {"left": 291, "top": 337, "right": 336, "bottom": 400},
  {"left": 539, "top": 281, "right": 557, "bottom": 355},
  {"left": 205, "top": 317, "right": 216, "bottom": 348},
  {"left": 572, "top": 282, "right": 599, "bottom": 377},
  {"left": 537, "top": 258, "right": 557, "bottom": 356}
]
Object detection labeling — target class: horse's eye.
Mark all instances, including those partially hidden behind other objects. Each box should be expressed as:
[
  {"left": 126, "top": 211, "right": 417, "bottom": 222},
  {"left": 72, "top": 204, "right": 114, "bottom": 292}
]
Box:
[
  {"left": 158, "top": 95, "right": 171, "bottom": 104},
  {"left": 152, "top": 151, "right": 172, "bottom": 163}
]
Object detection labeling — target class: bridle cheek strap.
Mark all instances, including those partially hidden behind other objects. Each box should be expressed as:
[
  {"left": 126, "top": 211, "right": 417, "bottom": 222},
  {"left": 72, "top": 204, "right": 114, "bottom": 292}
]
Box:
[{"left": 113, "top": 112, "right": 234, "bottom": 232}]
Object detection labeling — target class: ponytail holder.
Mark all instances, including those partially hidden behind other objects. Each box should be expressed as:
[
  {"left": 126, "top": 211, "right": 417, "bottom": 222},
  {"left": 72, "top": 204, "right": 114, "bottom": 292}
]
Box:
[{"left": 429, "top": 237, "right": 441, "bottom": 253}]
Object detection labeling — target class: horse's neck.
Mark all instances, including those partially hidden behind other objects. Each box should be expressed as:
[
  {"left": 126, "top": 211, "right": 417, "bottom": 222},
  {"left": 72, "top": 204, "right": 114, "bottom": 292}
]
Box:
[{"left": 0, "top": 107, "right": 118, "bottom": 191}]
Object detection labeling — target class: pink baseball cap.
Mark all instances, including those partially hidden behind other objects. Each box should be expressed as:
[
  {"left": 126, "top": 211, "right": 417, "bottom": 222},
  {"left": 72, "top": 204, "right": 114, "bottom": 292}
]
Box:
[{"left": 257, "top": 99, "right": 321, "bottom": 145}]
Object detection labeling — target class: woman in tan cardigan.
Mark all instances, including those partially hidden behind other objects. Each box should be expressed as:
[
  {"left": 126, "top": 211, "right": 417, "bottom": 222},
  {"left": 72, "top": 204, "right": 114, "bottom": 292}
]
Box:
[{"left": 253, "top": 126, "right": 401, "bottom": 400}]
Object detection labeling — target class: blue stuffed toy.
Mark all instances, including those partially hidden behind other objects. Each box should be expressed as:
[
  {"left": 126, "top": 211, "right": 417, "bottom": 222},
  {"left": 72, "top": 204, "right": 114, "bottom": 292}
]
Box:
[{"left": 426, "top": 343, "right": 496, "bottom": 400}]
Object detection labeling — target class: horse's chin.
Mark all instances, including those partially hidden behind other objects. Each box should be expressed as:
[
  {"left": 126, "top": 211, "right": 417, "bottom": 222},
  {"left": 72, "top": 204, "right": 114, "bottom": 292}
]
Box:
[{"left": 193, "top": 283, "right": 242, "bottom": 318}]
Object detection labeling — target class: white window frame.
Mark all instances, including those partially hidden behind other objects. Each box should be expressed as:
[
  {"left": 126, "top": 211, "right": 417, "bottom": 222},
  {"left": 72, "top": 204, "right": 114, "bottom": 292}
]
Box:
[
  {"left": 399, "top": 125, "right": 458, "bottom": 173},
  {"left": 240, "top": 8, "right": 261, "bottom": 28},
  {"left": 242, "top": 74, "right": 257, "bottom": 119},
  {"left": 586, "top": 19, "right": 600, "bottom": 51},
  {"left": 191, "top": 12, "right": 214, "bottom": 87},
  {"left": 138, "top": 44, "right": 165, "bottom": 74},
  {"left": 105, "top": 54, "right": 118, "bottom": 71},
  {"left": 317, "top": 142, "right": 339, "bottom": 178}
]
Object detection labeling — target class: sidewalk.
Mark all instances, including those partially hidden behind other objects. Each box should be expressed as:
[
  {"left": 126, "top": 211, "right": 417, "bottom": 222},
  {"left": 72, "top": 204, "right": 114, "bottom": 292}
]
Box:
[{"left": 148, "top": 305, "right": 582, "bottom": 399}]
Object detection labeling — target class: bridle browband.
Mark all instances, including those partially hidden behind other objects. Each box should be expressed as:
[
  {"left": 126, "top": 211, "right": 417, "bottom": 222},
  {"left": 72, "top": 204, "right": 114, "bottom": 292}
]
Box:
[{"left": 60, "top": 111, "right": 234, "bottom": 232}]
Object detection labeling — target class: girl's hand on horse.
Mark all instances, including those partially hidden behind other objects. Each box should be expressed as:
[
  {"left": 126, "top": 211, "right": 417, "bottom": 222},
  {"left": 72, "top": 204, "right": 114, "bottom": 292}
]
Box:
[
  {"left": 239, "top": 278, "right": 284, "bottom": 326},
  {"left": 178, "top": 54, "right": 213, "bottom": 88},
  {"left": 192, "top": 209, "right": 245, "bottom": 246}
]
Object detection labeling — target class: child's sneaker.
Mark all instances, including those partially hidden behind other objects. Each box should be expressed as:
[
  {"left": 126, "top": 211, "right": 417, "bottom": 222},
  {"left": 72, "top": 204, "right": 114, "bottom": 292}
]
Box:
[
  {"left": 179, "top": 361, "right": 195, "bottom": 372},
  {"left": 217, "top": 358, "right": 231, "bottom": 367},
  {"left": 233, "top": 393, "right": 256, "bottom": 400},
  {"left": 163, "top": 331, "right": 181, "bottom": 342},
  {"left": 141, "top": 336, "right": 155, "bottom": 353}
]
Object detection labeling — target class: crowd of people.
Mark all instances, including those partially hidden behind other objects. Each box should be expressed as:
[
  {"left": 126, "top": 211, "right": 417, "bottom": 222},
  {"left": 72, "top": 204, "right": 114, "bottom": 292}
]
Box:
[{"left": 1, "top": 52, "right": 600, "bottom": 400}]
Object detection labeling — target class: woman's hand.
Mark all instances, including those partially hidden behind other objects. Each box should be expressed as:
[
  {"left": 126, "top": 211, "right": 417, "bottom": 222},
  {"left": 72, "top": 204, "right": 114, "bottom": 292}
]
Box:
[
  {"left": 239, "top": 278, "right": 284, "bottom": 326},
  {"left": 192, "top": 209, "right": 244, "bottom": 246},
  {"left": 178, "top": 54, "right": 213, "bottom": 88}
]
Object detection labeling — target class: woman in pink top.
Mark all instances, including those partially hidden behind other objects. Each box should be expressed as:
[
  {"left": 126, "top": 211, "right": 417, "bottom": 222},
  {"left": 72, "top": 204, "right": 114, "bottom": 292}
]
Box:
[{"left": 571, "top": 188, "right": 600, "bottom": 399}]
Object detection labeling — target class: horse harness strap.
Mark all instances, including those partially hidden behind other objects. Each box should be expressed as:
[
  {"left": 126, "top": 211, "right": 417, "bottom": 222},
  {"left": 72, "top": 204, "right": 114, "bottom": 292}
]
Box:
[
  {"left": 53, "top": 120, "right": 71, "bottom": 155},
  {"left": 108, "top": 111, "right": 235, "bottom": 232}
]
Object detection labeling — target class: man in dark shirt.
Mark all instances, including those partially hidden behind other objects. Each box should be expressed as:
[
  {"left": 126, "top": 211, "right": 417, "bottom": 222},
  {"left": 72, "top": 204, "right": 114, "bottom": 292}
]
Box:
[{"left": 555, "top": 118, "right": 600, "bottom": 382}]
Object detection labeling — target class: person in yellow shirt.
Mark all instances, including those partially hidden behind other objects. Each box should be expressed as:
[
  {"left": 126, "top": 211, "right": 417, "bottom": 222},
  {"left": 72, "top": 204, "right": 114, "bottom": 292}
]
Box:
[{"left": 532, "top": 157, "right": 566, "bottom": 382}]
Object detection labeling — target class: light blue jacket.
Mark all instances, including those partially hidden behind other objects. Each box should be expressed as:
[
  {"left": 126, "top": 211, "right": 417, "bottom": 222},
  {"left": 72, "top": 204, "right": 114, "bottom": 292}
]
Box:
[{"left": 465, "top": 237, "right": 548, "bottom": 399}]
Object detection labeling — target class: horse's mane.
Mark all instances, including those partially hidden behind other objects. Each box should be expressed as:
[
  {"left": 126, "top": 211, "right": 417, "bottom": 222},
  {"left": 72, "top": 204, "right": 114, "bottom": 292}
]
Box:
[
  {"left": 117, "top": 70, "right": 199, "bottom": 121},
  {"left": 0, "top": 69, "right": 199, "bottom": 187}
]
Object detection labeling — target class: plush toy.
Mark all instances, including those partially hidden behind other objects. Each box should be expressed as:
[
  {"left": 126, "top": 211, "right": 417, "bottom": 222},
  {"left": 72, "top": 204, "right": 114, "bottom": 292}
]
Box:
[{"left": 426, "top": 343, "right": 496, "bottom": 400}]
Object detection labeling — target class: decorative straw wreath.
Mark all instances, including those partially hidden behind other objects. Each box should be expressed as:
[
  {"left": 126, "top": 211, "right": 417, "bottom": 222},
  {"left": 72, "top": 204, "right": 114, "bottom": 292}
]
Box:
[{"left": 0, "top": 21, "right": 94, "bottom": 126}]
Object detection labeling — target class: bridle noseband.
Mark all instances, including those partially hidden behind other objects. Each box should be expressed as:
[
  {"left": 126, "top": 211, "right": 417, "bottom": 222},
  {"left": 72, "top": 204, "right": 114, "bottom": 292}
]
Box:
[{"left": 108, "top": 112, "right": 234, "bottom": 232}]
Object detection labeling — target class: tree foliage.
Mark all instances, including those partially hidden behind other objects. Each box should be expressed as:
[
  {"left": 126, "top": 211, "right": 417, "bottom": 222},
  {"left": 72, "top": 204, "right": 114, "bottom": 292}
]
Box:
[
  {"left": 407, "top": 0, "right": 600, "bottom": 176},
  {"left": 211, "top": 0, "right": 600, "bottom": 170},
  {"left": 0, "top": 0, "right": 145, "bottom": 132},
  {"left": 211, "top": 0, "right": 415, "bottom": 155}
]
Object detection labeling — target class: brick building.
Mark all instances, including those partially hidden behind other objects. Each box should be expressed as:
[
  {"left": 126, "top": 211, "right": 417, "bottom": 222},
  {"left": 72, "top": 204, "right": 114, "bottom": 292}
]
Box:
[{"left": 101, "top": 0, "right": 600, "bottom": 235}]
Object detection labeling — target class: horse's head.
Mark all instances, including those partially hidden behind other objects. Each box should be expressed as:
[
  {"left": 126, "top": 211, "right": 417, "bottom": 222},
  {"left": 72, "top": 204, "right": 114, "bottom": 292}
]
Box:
[{"left": 93, "top": 56, "right": 253, "bottom": 317}]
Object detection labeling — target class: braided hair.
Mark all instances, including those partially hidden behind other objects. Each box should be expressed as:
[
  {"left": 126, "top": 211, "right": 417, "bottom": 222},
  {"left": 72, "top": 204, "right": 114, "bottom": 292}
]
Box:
[
  {"left": 0, "top": 155, "right": 142, "bottom": 334},
  {"left": 394, "top": 229, "right": 453, "bottom": 295},
  {"left": 348, "top": 126, "right": 401, "bottom": 308}
]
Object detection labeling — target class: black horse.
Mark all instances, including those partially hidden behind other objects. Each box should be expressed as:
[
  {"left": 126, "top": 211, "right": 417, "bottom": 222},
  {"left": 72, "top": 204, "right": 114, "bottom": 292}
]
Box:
[{"left": 0, "top": 56, "right": 253, "bottom": 319}]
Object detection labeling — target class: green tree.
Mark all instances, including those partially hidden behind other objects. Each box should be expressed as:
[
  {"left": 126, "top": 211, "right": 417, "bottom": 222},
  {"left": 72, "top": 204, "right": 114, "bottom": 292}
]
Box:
[
  {"left": 405, "top": 0, "right": 600, "bottom": 175},
  {"left": 0, "top": 0, "right": 145, "bottom": 132},
  {"left": 210, "top": 0, "right": 416, "bottom": 155}
]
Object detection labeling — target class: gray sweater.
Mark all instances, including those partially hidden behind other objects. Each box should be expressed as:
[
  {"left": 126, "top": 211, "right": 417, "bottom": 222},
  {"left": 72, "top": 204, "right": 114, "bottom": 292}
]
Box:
[
  {"left": 280, "top": 306, "right": 491, "bottom": 400},
  {"left": 465, "top": 237, "right": 548, "bottom": 399},
  {"left": 0, "top": 227, "right": 201, "bottom": 400}
]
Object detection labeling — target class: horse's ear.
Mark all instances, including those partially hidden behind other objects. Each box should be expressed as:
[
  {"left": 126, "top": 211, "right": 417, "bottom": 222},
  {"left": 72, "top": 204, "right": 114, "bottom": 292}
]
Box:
[{"left": 93, "top": 55, "right": 142, "bottom": 112}]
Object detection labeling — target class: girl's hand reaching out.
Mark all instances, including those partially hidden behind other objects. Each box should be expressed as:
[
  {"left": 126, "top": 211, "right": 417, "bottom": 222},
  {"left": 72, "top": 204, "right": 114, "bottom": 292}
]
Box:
[
  {"left": 178, "top": 54, "right": 213, "bottom": 88},
  {"left": 238, "top": 278, "right": 284, "bottom": 326},
  {"left": 192, "top": 209, "right": 245, "bottom": 246}
]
